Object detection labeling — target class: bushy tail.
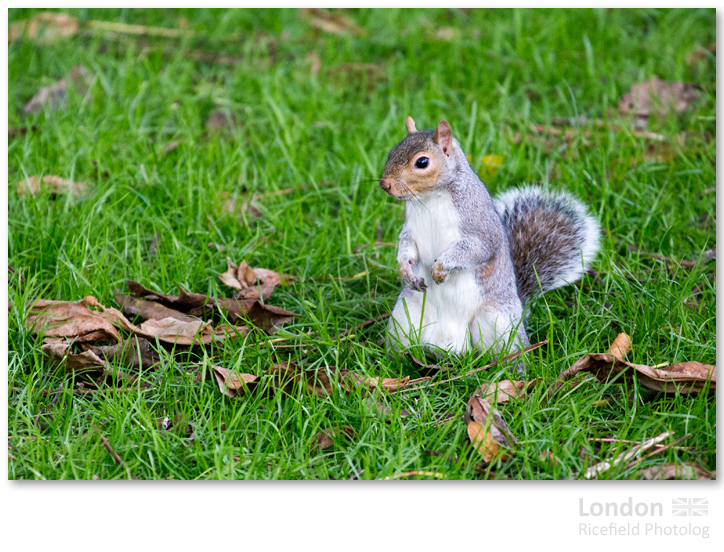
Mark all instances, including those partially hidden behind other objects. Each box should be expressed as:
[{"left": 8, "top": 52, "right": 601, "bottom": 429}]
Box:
[{"left": 494, "top": 186, "right": 600, "bottom": 303}]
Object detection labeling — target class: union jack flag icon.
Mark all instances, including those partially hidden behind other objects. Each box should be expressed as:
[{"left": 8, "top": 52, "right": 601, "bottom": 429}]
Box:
[{"left": 672, "top": 498, "right": 708, "bottom": 516}]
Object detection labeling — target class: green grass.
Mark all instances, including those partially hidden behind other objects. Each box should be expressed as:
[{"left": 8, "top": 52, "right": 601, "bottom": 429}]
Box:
[{"left": 8, "top": 8, "right": 715, "bottom": 480}]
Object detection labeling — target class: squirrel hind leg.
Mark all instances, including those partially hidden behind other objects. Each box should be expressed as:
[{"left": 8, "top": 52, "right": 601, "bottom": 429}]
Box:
[
  {"left": 386, "top": 288, "right": 425, "bottom": 352},
  {"left": 387, "top": 288, "right": 473, "bottom": 355},
  {"left": 469, "top": 307, "right": 529, "bottom": 360}
]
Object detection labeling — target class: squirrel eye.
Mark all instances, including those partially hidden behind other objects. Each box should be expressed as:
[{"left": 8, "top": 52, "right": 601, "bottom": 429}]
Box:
[{"left": 415, "top": 157, "right": 429, "bottom": 169}]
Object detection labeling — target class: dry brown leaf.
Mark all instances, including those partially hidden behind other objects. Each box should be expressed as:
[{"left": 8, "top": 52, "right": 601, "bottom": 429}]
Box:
[
  {"left": 619, "top": 76, "right": 700, "bottom": 118},
  {"left": 607, "top": 332, "right": 632, "bottom": 359},
  {"left": 210, "top": 364, "right": 258, "bottom": 398},
  {"left": 464, "top": 395, "right": 517, "bottom": 462},
  {"left": 300, "top": 8, "right": 364, "bottom": 35},
  {"left": 477, "top": 378, "right": 541, "bottom": 404},
  {"left": 115, "top": 293, "right": 198, "bottom": 322},
  {"left": 16, "top": 175, "right": 88, "bottom": 198},
  {"left": 219, "top": 258, "right": 284, "bottom": 300},
  {"left": 41, "top": 337, "right": 110, "bottom": 372},
  {"left": 24, "top": 65, "right": 91, "bottom": 114},
  {"left": 312, "top": 425, "right": 355, "bottom": 452},
  {"left": 558, "top": 352, "right": 715, "bottom": 395},
  {"left": 85, "top": 336, "right": 158, "bottom": 370},
  {"left": 233, "top": 300, "right": 299, "bottom": 334},
  {"left": 344, "top": 373, "right": 411, "bottom": 393},
  {"left": 40, "top": 335, "right": 149, "bottom": 377},
  {"left": 9, "top": 12, "right": 80, "bottom": 44},
  {"left": 28, "top": 298, "right": 120, "bottom": 342},
  {"left": 638, "top": 462, "right": 714, "bottom": 480},
  {"left": 121, "top": 279, "right": 298, "bottom": 334}
]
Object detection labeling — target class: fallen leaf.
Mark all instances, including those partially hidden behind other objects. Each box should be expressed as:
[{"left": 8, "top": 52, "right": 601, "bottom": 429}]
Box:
[
  {"left": 607, "top": 332, "right": 632, "bottom": 359},
  {"left": 219, "top": 258, "right": 284, "bottom": 300},
  {"left": 85, "top": 336, "right": 158, "bottom": 370},
  {"left": 619, "top": 76, "right": 700, "bottom": 118},
  {"left": 312, "top": 425, "right": 355, "bottom": 452},
  {"left": 638, "top": 462, "right": 714, "bottom": 481},
  {"left": 300, "top": 8, "right": 364, "bottom": 35},
  {"left": 16, "top": 175, "right": 88, "bottom": 198},
  {"left": 344, "top": 373, "right": 411, "bottom": 393},
  {"left": 41, "top": 337, "right": 111, "bottom": 372},
  {"left": 464, "top": 394, "right": 517, "bottom": 462},
  {"left": 24, "top": 65, "right": 92, "bottom": 114},
  {"left": 558, "top": 353, "right": 715, "bottom": 395},
  {"left": 477, "top": 378, "right": 541, "bottom": 404},
  {"left": 122, "top": 280, "right": 298, "bottom": 334},
  {"left": 9, "top": 11, "right": 80, "bottom": 44},
  {"left": 28, "top": 298, "right": 120, "bottom": 342},
  {"left": 210, "top": 364, "right": 258, "bottom": 398},
  {"left": 137, "top": 317, "right": 213, "bottom": 345},
  {"left": 115, "top": 293, "right": 198, "bottom": 322},
  {"left": 230, "top": 300, "right": 299, "bottom": 334}
]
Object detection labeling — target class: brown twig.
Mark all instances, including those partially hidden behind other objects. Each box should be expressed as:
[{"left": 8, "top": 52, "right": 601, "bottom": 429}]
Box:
[
  {"left": 93, "top": 423, "right": 135, "bottom": 479},
  {"left": 395, "top": 339, "right": 548, "bottom": 394},
  {"left": 312, "top": 270, "right": 370, "bottom": 282},
  {"left": 583, "top": 431, "right": 672, "bottom": 479},
  {"left": 625, "top": 434, "right": 693, "bottom": 471}
]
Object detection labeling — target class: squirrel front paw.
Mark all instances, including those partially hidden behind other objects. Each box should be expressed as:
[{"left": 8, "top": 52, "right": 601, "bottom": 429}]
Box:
[
  {"left": 399, "top": 259, "right": 427, "bottom": 292},
  {"left": 431, "top": 261, "right": 448, "bottom": 284}
]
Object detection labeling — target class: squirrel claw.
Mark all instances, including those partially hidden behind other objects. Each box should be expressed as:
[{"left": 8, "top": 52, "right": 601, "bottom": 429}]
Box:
[
  {"left": 409, "top": 278, "right": 427, "bottom": 292},
  {"left": 431, "top": 262, "right": 448, "bottom": 284}
]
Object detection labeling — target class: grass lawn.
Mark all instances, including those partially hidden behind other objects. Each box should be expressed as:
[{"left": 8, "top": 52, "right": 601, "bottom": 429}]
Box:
[{"left": 7, "top": 8, "right": 716, "bottom": 480}]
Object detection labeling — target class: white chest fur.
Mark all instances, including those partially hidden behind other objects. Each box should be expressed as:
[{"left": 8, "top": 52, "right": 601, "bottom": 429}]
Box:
[
  {"left": 405, "top": 190, "right": 462, "bottom": 267},
  {"left": 403, "top": 191, "right": 483, "bottom": 351}
]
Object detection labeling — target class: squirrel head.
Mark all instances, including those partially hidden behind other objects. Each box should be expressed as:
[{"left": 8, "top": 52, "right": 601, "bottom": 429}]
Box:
[{"left": 379, "top": 117, "right": 458, "bottom": 200}]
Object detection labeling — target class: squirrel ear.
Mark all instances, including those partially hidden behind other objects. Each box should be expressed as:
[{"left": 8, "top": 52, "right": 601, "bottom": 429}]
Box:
[
  {"left": 405, "top": 116, "right": 417, "bottom": 134},
  {"left": 433, "top": 120, "right": 453, "bottom": 155}
]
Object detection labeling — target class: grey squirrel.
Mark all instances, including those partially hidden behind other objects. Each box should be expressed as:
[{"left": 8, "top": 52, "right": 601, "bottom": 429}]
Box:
[{"left": 380, "top": 117, "right": 600, "bottom": 360}]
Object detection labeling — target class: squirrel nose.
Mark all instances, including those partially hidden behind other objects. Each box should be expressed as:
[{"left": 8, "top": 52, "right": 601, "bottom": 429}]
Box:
[{"left": 379, "top": 177, "right": 391, "bottom": 192}]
